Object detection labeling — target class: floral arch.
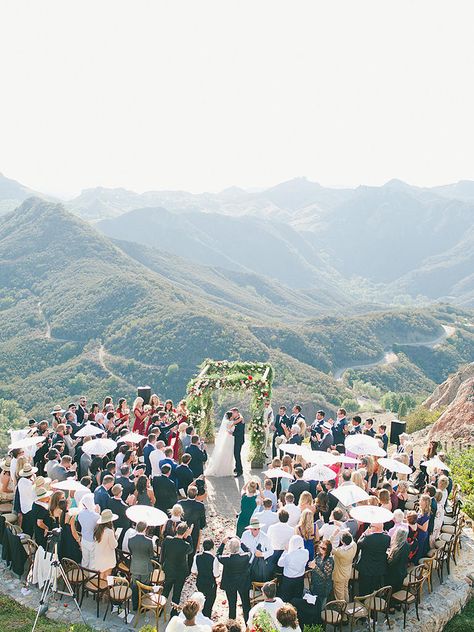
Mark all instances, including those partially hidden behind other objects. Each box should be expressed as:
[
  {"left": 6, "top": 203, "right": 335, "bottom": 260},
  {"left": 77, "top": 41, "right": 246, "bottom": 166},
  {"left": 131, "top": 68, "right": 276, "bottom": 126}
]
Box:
[{"left": 186, "top": 359, "right": 274, "bottom": 467}]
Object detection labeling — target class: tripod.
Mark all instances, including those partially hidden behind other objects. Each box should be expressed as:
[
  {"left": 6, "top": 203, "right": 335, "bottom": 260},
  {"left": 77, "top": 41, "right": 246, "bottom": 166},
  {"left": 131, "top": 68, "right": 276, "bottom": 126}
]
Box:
[{"left": 31, "top": 541, "right": 86, "bottom": 632}]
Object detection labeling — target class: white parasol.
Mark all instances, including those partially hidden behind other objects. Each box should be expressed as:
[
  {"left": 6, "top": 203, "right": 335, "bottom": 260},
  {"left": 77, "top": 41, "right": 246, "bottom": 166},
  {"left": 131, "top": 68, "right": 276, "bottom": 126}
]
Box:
[
  {"left": 303, "top": 464, "right": 337, "bottom": 482},
  {"left": 118, "top": 432, "right": 147, "bottom": 444},
  {"left": 126, "top": 505, "right": 168, "bottom": 527},
  {"left": 378, "top": 457, "right": 412, "bottom": 475},
  {"left": 262, "top": 468, "right": 294, "bottom": 480},
  {"left": 421, "top": 456, "right": 450, "bottom": 471},
  {"left": 8, "top": 435, "right": 47, "bottom": 450},
  {"left": 333, "top": 454, "right": 361, "bottom": 465},
  {"left": 350, "top": 505, "right": 394, "bottom": 524},
  {"left": 330, "top": 484, "right": 370, "bottom": 506},
  {"left": 51, "top": 479, "right": 91, "bottom": 493},
  {"left": 301, "top": 449, "right": 338, "bottom": 465},
  {"left": 278, "top": 443, "right": 307, "bottom": 456},
  {"left": 81, "top": 438, "right": 117, "bottom": 456},
  {"left": 75, "top": 424, "right": 105, "bottom": 438},
  {"left": 345, "top": 435, "right": 386, "bottom": 457}
]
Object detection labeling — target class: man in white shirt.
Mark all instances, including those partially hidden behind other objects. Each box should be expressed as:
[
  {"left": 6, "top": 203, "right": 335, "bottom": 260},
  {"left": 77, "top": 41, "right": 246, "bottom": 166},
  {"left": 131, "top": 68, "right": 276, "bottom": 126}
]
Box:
[
  {"left": 283, "top": 492, "right": 301, "bottom": 527},
  {"left": 17, "top": 463, "right": 38, "bottom": 536},
  {"left": 319, "top": 507, "right": 349, "bottom": 548},
  {"left": 241, "top": 517, "right": 274, "bottom": 562},
  {"left": 248, "top": 581, "right": 283, "bottom": 627},
  {"left": 149, "top": 440, "right": 166, "bottom": 478},
  {"left": 178, "top": 591, "right": 213, "bottom": 627},
  {"left": 267, "top": 509, "right": 295, "bottom": 571},
  {"left": 253, "top": 498, "right": 279, "bottom": 532}
]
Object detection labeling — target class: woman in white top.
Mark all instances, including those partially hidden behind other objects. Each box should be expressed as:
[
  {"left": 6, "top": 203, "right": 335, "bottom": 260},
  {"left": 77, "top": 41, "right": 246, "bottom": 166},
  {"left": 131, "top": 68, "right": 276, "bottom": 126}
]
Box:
[
  {"left": 165, "top": 598, "right": 211, "bottom": 632},
  {"left": 278, "top": 535, "right": 309, "bottom": 602},
  {"left": 93, "top": 509, "right": 118, "bottom": 578}
]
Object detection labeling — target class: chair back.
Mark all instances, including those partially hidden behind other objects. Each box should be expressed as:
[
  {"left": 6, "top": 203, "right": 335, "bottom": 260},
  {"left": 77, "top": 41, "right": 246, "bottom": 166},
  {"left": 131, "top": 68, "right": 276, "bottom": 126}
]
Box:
[
  {"left": 370, "top": 585, "right": 392, "bottom": 611},
  {"left": 108, "top": 576, "right": 130, "bottom": 602},
  {"left": 150, "top": 560, "right": 165, "bottom": 585}
]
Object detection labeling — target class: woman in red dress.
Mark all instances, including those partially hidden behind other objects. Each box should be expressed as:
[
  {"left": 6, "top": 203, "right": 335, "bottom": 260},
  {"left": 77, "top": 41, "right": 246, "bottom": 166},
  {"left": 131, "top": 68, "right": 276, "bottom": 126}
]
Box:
[
  {"left": 102, "top": 396, "right": 113, "bottom": 414},
  {"left": 116, "top": 398, "right": 130, "bottom": 427},
  {"left": 132, "top": 397, "right": 149, "bottom": 434}
]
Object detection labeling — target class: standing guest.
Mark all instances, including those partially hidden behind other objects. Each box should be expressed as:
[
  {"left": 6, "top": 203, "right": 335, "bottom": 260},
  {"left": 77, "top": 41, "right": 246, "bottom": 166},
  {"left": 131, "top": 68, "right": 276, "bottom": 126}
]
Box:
[
  {"left": 253, "top": 498, "right": 279, "bottom": 531},
  {"left": 290, "top": 404, "right": 305, "bottom": 426},
  {"left": 93, "top": 508, "right": 118, "bottom": 578},
  {"left": 309, "top": 410, "right": 326, "bottom": 450},
  {"left": 129, "top": 520, "right": 155, "bottom": 611},
  {"left": 271, "top": 406, "right": 291, "bottom": 458},
  {"left": 276, "top": 604, "right": 302, "bottom": 632},
  {"left": 33, "top": 422, "right": 51, "bottom": 475},
  {"left": 32, "top": 487, "right": 54, "bottom": 548},
  {"left": 166, "top": 598, "right": 211, "bottom": 632},
  {"left": 363, "top": 418, "right": 376, "bottom": 437},
  {"left": 356, "top": 522, "right": 391, "bottom": 595},
  {"left": 102, "top": 396, "right": 113, "bottom": 413},
  {"left": 283, "top": 492, "right": 301, "bottom": 527},
  {"left": 288, "top": 425, "right": 303, "bottom": 446},
  {"left": 45, "top": 449, "right": 60, "bottom": 479},
  {"left": 17, "top": 462, "right": 37, "bottom": 535},
  {"left": 267, "top": 509, "right": 295, "bottom": 568},
  {"left": 241, "top": 517, "right": 274, "bottom": 568},
  {"left": 385, "top": 529, "right": 410, "bottom": 595},
  {"left": 115, "top": 464, "right": 135, "bottom": 501},
  {"left": 415, "top": 494, "right": 431, "bottom": 561},
  {"left": 76, "top": 396, "right": 89, "bottom": 424},
  {"left": 332, "top": 409, "right": 348, "bottom": 446},
  {"left": 378, "top": 424, "right": 389, "bottom": 452},
  {"left": 142, "top": 433, "right": 157, "bottom": 477},
  {"left": 108, "top": 483, "right": 131, "bottom": 547},
  {"left": 163, "top": 504, "right": 185, "bottom": 538},
  {"left": 288, "top": 468, "right": 310, "bottom": 505},
  {"left": 161, "top": 522, "right": 194, "bottom": 617},
  {"left": 160, "top": 446, "right": 178, "bottom": 481},
  {"left": 50, "top": 404, "right": 65, "bottom": 429},
  {"left": 88, "top": 402, "right": 100, "bottom": 423},
  {"left": 153, "top": 463, "right": 178, "bottom": 513},
  {"left": 186, "top": 436, "right": 208, "bottom": 479},
  {"left": 296, "top": 509, "right": 318, "bottom": 561},
  {"left": 58, "top": 498, "right": 81, "bottom": 563},
  {"left": 191, "top": 539, "right": 221, "bottom": 619},
  {"left": 149, "top": 440, "right": 166, "bottom": 478},
  {"left": 0, "top": 457, "right": 14, "bottom": 502},
  {"left": 236, "top": 481, "right": 261, "bottom": 537},
  {"left": 316, "top": 422, "right": 334, "bottom": 452},
  {"left": 94, "top": 474, "right": 114, "bottom": 511},
  {"left": 179, "top": 486, "right": 206, "bottom": 561},
  {"left": 349, "top": 416, "right": 362, "bottom": 434},
  {"left": 278, "top": 535, "right": 309, "bottom": 602},
  {"left": 332, "top": 533, "right": 357, "bottom": 602},
  {"left": 262, "top": 478, "right": 278, "bottom": 511},
  {"left": 262, "top": 400, "right": 274, "bottom": 454},
  {"left": 425, "top": 484, "right": 438, "bottom": 540},
  {"left": 78, "top": 493, "right": 100, "bottom": 568},
  {"left": 309, "top": 541, "right": 334, "bottom": 608},
  {"left": 116, "top": 397, "right": 131, "bottom": 427},
  {"left": 217, "top": 536, "right": 252, "bottom": 623},
  {"left": 79, "top": 437, "right": 93, "bottom": 478},
  {"left": 50, "top": 455, "right": 76, "bottom": 482},
  {"left": 176, "top": 453, "right": 195, "bottom": 496},
  {"left": 134, "top": 474, "right": 155, "bottom": 506}
]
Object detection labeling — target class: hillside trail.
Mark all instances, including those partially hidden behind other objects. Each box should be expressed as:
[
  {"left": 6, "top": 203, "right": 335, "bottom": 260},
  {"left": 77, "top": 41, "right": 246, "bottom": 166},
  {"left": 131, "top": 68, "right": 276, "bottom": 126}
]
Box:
[
  {"left": 334, "top": 324, "right": 456, "bottom": 381},
  {"left": 98, "top": 343, "right": 135, "bottom": 388}
]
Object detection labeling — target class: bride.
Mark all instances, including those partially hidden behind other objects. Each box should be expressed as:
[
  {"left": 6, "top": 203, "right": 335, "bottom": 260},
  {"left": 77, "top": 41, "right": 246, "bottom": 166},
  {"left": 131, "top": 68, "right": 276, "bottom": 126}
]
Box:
[{"left": 205, "top": 411, "right": 235, "bottom": 477}]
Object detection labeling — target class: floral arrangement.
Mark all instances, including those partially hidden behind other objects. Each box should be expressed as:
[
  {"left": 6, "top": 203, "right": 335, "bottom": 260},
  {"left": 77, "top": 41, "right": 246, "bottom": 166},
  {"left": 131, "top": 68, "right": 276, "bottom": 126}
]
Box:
[
  {"left": 250, "top": 609, "right": 278, "bottom": 632},
  {"left": 186, "top": 359, "right": 274, "bottom": 467}
]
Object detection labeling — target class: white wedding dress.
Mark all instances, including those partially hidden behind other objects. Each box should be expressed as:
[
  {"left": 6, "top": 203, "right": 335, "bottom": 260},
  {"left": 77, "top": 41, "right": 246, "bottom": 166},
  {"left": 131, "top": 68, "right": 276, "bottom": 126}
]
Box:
[{"left": 205, "top": 415, "right": 235, "bottom": 477}]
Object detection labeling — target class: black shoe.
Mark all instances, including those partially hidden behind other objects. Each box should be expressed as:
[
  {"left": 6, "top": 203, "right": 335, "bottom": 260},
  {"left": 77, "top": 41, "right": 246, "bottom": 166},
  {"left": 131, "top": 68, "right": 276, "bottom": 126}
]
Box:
[{"left": 234, "top": 471, "right": 243, "bottom": 477}]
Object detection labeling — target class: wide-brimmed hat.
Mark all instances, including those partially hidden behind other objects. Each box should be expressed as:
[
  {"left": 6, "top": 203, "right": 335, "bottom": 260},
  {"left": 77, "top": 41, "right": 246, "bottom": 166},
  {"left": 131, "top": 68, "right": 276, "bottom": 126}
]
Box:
[
  {"left": 50, "top": 405, "right": 66, "bottom": 415},
  {"left": 35, "top": 487, "right": 52, "bottom": 500},
  {"left": 34, "top": 476, "right": 52, "bottom": 490},
  {"left": 245, "top": 517, "right": 263, "bottom": 530},
  {"left": 322, "top": 422, "right": 332, "bottom": 431},
  {"left": 97, "top": 508, "right": 118, "bottom": 525},
  {"left": 19, "top": 463, "right": 38, "bottom": 477},
  {"left": 0, "top": 457, "right": 11, "bottom": 472}
]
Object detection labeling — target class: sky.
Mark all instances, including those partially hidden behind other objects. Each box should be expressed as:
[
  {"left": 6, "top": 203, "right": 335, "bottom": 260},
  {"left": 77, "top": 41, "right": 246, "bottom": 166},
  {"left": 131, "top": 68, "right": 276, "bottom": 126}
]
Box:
[{"left": 1, "top": 1, "right": 474, "bottom": 197}]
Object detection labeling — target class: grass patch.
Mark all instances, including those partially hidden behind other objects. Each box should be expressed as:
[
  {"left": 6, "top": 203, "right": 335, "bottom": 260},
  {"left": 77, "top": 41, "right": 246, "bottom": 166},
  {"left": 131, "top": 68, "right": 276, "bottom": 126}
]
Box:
[{"left": 444, "top": 597, "right": 474, "bottom": 631}]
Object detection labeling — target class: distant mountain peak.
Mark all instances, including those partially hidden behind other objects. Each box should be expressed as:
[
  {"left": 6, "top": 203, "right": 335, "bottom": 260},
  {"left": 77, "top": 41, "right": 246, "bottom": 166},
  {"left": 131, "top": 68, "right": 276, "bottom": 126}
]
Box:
[{"left": 383, "top": 178, "right": 411, "bottom": 189}]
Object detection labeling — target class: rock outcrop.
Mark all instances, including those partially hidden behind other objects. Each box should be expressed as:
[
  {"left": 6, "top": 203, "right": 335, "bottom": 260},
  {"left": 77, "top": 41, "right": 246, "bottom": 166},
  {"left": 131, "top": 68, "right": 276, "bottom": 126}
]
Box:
[
  {"left": 428, "top": 372, "right": 474, "bottom": 441},
  {"left": 423, "top": 362, "right": 474, "bottom": 410}
]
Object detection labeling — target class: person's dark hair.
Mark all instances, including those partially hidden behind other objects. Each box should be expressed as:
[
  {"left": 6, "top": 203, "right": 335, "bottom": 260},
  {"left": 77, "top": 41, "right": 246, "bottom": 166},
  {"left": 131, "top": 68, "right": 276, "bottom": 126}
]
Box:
[
  {"left": 161, "top": 464, "right": 171, "bottom": 475},
  {"left": 47, "top": 449, "right": 59, "bottom": 461},
  {"left": 426, "top": 485, "right": 436, "bottom": 498},
  {"left": 262, "top": 581, "right": 277, "bottom": 599},
  {"left": 319, "top": 539, "right": 333, "bottom": 559},
  {"left": 191, "top": 435, "right": 200, "bottom": 444},
  {"left": 294, "top": 467, "right": 304, "bottom": 479},
  {"left": 106, "top": 411, "right": 115, "bottom": 421},
  {"left": 106, "top": 461, "right": 115, "bottom": 473},
  {"left": 352, "top": 415, "right": 361, "bottom": 424},
  {"left": 182, "top": 599, "right": 200, "bottom": 621},
  {"left": 317, "top": 410, "right": 325, "bottom": 417},
  {"left": 326, "top": 479, "right": 336, "bottom": 490},
  {"left": 316, "top": 491, "right": 329, "bottom": 513},
  {"left": 341, "top": 532, "right": 353, "bottom": 546},
  {"left": 342, "top": 469, "right": 352, "bottom": 482},
  {"left": 226, "top": 620, "right": 242, "bottom": 632},
  {"left": 294, "top": 404, "right": 302, "bottom": 413},
  {"left": 58, "top": 498, "right": 68, "bottom": 526},
  {"left": 118, "top": 444, "right": 128, "bottom": 455},
  {"left": 338, "top": 408, "right": 347, "bottom": 416},
  {"left": 80, "top": 476, "right": 91, "bottom": 488},
  {"left": 91, "top": 403, "right": 99, "bottom": 413},
  {"left": 136, "top": 521, "right": 147, "bottom": 533},
  {"left": 278, "top": 509, "right": 289, "bottom": 523},
  {"left": 186, "top": 426, "right": 194, "bottom": 435},
  {"left": 94, "top": 521, "right": 112, "bottom": 543},
  {"left": 203, "top": 538, "right": 214, "bottom": 551},
  {"left": 103, "top": 396, "right": 113, "bottom": 408},
  {"left": 276, "top": 605, "right": 299, "bottom": 629},
  {"left": 147, "top": 433, "right": 156, "bottom": 442},
  {"left": 90, "top": 456, "right": 103, "bottom": 475},
  {"left": 135, "top": 475, "right": 148, "bottom": 495},
  {"left": 379, "top": 424, "right": 386, "bottom": 431},
  {"left": 123, "top": 450, "right": 134, "bottom": 464},
  {"left": 333, "top": 508, "right": 344, "bottom": 521},
  {"left": 117, "top": 398, "right": 126, "bottom": 412},
  {"left": 181, "top": 453, "right": 191, "bottom": 465},
  {"left": 279, "top": 405, "right": 287, "bottom": 412},
  {"left": 176, "top": 522, "right": 188, "bottom": 536},
  {"left": 366, "top": 418, "right": 374, "bottom": 426},
  {"left": 263, "top": 498, "right": 273, "bottom": 509},
  {"left": 120, "top": 464, "right": 130, "bottom": 476}
]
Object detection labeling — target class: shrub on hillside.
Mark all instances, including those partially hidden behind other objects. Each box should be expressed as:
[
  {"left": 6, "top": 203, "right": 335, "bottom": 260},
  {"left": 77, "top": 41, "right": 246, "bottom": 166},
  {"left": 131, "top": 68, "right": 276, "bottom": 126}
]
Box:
[
  {"left": 448, "top": 447, "right": 474, "bottom": 521},
  {"left": 405, "top": 405, "right": 444, "bottom": 434},
  {"left": 341, "top": 398, "right": 358, "bottom": 412}
]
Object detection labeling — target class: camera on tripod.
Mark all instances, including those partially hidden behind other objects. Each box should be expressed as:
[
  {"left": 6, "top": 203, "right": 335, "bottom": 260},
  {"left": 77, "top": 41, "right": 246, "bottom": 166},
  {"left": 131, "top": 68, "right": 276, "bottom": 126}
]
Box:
[{"left": 46, "top": 527, "right": 62, "bottom": 546}]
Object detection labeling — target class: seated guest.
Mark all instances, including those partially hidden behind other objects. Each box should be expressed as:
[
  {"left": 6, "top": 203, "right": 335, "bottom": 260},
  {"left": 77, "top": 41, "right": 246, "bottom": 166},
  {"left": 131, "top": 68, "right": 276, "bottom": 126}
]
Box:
[
  {"left": 276, "top": 604, "right": 302, "bottom": 632},
  {"left": 50, "top": 455, "right": 76, "bottom": 482},
  {"left": 309, "top": 540, "right": 334, "bottom": 608},
  {"left": 178, "top": 592, "right": 213, "bottom": 627},
  {"left": 288, "top": 425, "right": 303, "bottom": 446},
  {"left": 114, "top": 464, "right": 135, "bottom": 501},
  {"left": 278, "top": 535, "right": 309, "bottom": 602},
  {"left": 165, "top": 598, "right": 211, "bottom": 632},
  {"left": 248, "top": 581, "right": 284, "bottom": 627},
  {"left": 385, "top": 529, "right": 410, "bottom": 596}
]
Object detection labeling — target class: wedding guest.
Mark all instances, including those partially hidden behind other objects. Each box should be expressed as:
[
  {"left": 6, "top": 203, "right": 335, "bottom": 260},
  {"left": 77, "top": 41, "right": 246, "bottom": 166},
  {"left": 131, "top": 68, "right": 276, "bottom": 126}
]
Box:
[
  {"left": 153, "top": 463, "right": 178, "bottom": 513},
  {"left": 332, "top": 532, "right": 357, "bottom": 602},
  {"left": 165, "top": 598, "right": 211, "bottom": 632},
  {"left": 93, "top": 508, "right": 118, "bottom": 578},
  {"left": 191, "top": 539, "right": 221, "bottom": 618},
  {"left": 296, "top": 509, "right": 318, "bottom": 561},
  {"left": 267, "top": 509, "right": 295, "bottom": 568},
  {"left": 276, "top": 604, "right": 302, "bottom": 632},
  {"left": 216, "top": 536, "right": 251, "bottom": 623},
  {"left": 129, "top": 520, "right": 155, "bottom": 611},
  {"left": 309, "top": 540, "right": 334, "bottom": 608},
  {"left": 186, "top": 436, "right": 208, "bottom": 479},
  {"left": 385, "top": 529, "right": 410, "bottom": 596},
  {"left": 248, "top": 581, "right": 284, "bottom": 628},
  {"left": 278, "top": 535, "right": 309, "bottom": 602},
  {"left": 162, "top": 522, "right": 194, "bottom": 617},
  {"left": 283, "top": 492, "right": 301, "bottom": 527},
  {"left": 236, "top": 481, "right": 261, "bottom": 537}
]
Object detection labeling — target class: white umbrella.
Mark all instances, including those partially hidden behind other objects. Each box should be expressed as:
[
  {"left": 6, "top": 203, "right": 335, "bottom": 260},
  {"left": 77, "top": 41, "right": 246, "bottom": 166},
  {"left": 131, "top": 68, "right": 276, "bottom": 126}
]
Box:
[
  {"left": 421, "top": 456, "right": 450, "bottom": 471},
  {"left": 126, "top": 505, "right": 168, "bottom": 527},
  {"left": 350, "top": 505, "right": 394, "bottom": 524},
  {"left": 345, "top": 435, "right": 386, "bottom": 457},
  {"left": 378, "top": 457, "right": 412, "bottom": 475},
  {"left": 278, "top": 443, "right": 307, "bottom": 456},
  {"left": 81, "top": 438, "right": 117, "bottom": 456},
  {"left": 75, "top": 424, "right": 105, "bottom": 438},
  {"left": 118, "top": 432, "right": 147, "bottom": 444},
  {"left": 8, "top": 435, "right": 47, "bottom": 450},
  {"left": 303, "top": 464, "right": 337, "bottom": 482},
  {"left": 51, "top": 479, "right": 91, "bottom": 493},
  {"left": 330, "top": 484, "right": 370, "bottom": 506},
  {"left": 301, "top": 449, "right": 338, "bottom": 465},
  {"left": 262, "top": 468, "right": 294, "bottom": 480},
  {"left": 333, "top": 454, "right": 361, "bottom": 465}
]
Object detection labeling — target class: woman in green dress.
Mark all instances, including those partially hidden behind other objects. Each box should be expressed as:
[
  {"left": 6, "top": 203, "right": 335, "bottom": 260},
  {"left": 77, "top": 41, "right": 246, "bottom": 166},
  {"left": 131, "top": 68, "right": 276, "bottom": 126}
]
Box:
[{"left": 236, "top": 480, "right": 262, "bottom": 537}]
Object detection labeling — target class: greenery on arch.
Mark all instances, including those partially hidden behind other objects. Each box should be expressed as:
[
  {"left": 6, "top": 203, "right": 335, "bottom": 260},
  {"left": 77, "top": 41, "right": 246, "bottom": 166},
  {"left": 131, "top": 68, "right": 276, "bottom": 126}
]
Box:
[{"left": 186, "top": 359, "right": 274, "bottom": 467}]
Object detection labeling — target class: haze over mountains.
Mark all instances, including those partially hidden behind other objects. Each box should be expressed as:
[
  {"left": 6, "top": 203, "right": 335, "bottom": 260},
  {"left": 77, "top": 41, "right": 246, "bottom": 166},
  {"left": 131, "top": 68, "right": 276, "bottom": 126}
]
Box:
[{"left": 1, "top": 171, "right": 472, "bottom": 307}]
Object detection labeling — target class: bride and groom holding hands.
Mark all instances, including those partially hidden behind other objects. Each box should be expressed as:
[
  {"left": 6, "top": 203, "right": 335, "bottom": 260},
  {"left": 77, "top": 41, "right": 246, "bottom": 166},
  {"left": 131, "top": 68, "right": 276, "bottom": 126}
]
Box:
[{"left": 205, "top": 407, "right": 245, "bottom": 477}]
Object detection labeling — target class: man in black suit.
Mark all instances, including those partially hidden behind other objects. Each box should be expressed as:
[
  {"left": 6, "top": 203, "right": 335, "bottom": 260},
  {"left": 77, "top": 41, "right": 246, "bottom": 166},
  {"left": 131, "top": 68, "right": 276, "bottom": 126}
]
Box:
[
  {"left": 332, "top": 408, "right": 348, "bottom": 446},
  {"left": 349, "top": 415, "right": 363, "bottom": 434},
  {"left": 356, "top": 523, "right": 391, "bottom": 595},
  {"left": 231, "top": 408, "right": 245, "bottom": 477},
  {"left": 309, "top": 410, "right": 325, "bottom": 450},
  {"left": 271, "top": 406, "right": 291, "bottom": 458},
  {"left": 186, "top": 435, "right": 208, "bottom": 479},
  {"left": 76, "top": 396, "right": 89, "bottom": 424},
  {"left": 142, "top": 433, "right": 157, "bottom": 477},
  {"left": 115, "top": 464, "right": 135, "bottom": 502},
  {"left": 128, "top": 520, "right": 155, "bottom": 610},
  {"left": 156, "top": 412, "right": 179, "bottom": 444},
  {"left": 191, "top": 538, "right": 220, "bottom": 619},
  {"left": 288, "top": 467, "right": 310, "bottom": 504},
  {"left": 175, "top": 453, "right": 195, "bottom": 495},
  {"left": 179, "top": 485, "right": 206, "bottom": 564},
  {"left": 290, "top": 404, "right": 305, "bottom": 426},
  {"left": 108, "top": 483, "right": 131, "bottom": 547},
  {"left": 217, "top": 536, "right": 252, "bottom": 623},
  {"left": 161, "top": 522, "right": 193, "bottom": 616},
  {"left": 152, "top": 464, "right": 178, "bottom": 513}
]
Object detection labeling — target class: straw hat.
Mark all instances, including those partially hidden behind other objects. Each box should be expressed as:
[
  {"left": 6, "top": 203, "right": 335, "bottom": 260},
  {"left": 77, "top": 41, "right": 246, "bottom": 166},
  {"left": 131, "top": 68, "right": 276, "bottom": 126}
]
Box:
[
  {"left": 0, "top": 457, "right": 11, "bottom": 472},
  {"left": 97, "top": 508, "right": 118, "bottom": 524},
  {"left": 245, "top": 517, "right": 263, "bottom": 530},
  {"left": 34, "top": 476, "right": 52, "bottom": 490},
  {"left": 50, "top": 405, "right": 65, "bottom": 415},
  {"left": 35, "top": 487, "right": 52, "bottom": 500},
  {"left": 19, "top": 463, "right": 38, "bottom": 477}
]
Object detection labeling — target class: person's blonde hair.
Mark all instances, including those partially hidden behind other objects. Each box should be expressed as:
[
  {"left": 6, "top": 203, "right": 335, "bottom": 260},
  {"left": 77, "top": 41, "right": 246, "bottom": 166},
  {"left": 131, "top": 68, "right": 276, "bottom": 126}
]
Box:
[
  {"left": 247, "top": 481, "right": 258, "bottom": 494},
  {"left": 132, "top": 397, "right": 144, "bottom": 411},
  {"left": 438, "top": 475, "right": 449, "bottom": 491},
  {"left": 378, "top": 489, "right": 390, "bottom": 506},
  {"left": 351, "top": 471, "right": 365, "bottom": 489},
  {"left": 368, "top": 495, "right": 379, "bottom": 506},
  {"left": 297, "top": 508, "right": 315, "bottom": 540},
  {"left": 298, "top": 491, "right": 313, "bottom": 510},
  {"left": 397, "top": 480, "right": 408, "bottom": 493},
  {"left": 419, "top": 494, "right": 431, "bottom": 515},
  {"left": 170, "top": 504, "right": 184, "bottom": 518}
]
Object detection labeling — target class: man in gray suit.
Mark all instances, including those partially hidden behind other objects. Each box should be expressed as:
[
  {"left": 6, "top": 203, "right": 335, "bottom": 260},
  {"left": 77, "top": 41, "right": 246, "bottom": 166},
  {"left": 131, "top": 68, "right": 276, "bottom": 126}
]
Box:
[{"left": 128, "top": 521, "right": 155, "bottom": 610}]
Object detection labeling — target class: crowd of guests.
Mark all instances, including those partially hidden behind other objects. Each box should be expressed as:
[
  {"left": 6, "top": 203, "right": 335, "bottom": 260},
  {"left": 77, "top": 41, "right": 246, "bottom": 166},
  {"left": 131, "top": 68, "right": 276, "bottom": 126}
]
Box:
[{"left": 0, "top": 395, "right": 458, "bottom": 631}]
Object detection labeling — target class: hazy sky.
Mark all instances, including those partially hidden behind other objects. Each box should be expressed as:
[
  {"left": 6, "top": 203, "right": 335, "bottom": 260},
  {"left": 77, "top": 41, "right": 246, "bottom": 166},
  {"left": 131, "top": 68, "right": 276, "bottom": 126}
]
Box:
[{"left": 1, "top": 1, "right": 474, "bottom": 197}]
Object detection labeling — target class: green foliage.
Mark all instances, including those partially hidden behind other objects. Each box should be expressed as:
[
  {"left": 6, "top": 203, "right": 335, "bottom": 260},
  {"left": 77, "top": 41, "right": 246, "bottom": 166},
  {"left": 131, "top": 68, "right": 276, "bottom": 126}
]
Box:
[
  {"left": 252, "top": 608, "right": 278, "bottom": 632},
  {"left": 351, "top": 379, "right": 382, "bottom": 400},
  {"left": 0, "top": 398, "right": 27, "bottom": 453},
  {"left": 443, "top": 597, "right": 474, "bottom": 632},
  {"left": 447, "top": 448, "right": 474, "bottom": 521},
  {"left": 380, "top": 391, "right": 417, "bottom": 413},
  {"left": 398, "top": 400, "right": 408, "bottom": 419},
  {"left": 303, "top": 626, "right": 324, "bottom": 632},
  {"left": 340, "top": 398, "right": 359, "bottom": 412},
  {"left": 0, "top": 593, "right": 96, "bottom": 631},
  {"left": 405, "top": 406, "right": 444, "bottom": 434}
]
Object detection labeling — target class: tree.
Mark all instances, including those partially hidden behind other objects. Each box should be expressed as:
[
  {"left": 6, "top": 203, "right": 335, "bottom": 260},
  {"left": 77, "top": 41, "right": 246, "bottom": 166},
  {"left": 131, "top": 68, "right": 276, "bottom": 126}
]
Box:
[
  {"left": 398, "top": 400, "right": 408, "bottom": 419},
  {"left": 341, "top": 398, "right": 359, "bottom": 413}
]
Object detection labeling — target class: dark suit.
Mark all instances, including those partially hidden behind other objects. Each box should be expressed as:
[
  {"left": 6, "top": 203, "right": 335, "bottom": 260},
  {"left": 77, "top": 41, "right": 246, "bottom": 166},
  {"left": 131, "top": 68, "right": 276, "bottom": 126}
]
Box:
[
  {"left": 310, "top": 421, "right": 323, "bottom": 450},
  {"left": 76, "top": 405, "right": 88, "bottom": 424},
  {"left": 288, "top": 479, "right": 310, "bottom": 505},
  {"left": 179, "top": 498, "right": 206, "bottom": 558},
  {"left": 152, "top": 474, "right": 178, "bottom": 513},
  {"left": 272, "top": 414, "right": 291, "bottom": 457},
  {"left": 186, "top": 444, "right": 208, "bottom": 478},
  {"left": 161, "top": 536, "right": 193, "bottom": 615},
  {"left": 217, "top": 541, "right": 251, "bottom": 622},
  {"left": 317, "top": 431, "right": 334, "bottom": 452},
  {"left": 129, "top": 532, "right": 155, "bottom": 609},
  {"left": 357, "top": 532, "right": 391, "bottom": 595},
  {"left": 114, "top": 475, "right": 135, "bottom": 501},
  {"left": 156, "top": 420, "right": 179, "bottom": 444},
  {"left": 332, "top": 417, "right": 347, "bottom": 445},
  {"left": 142, "top": 443, "right": 156, "bottom": 477},
  {"left": 108, "top": 497, "right": 130, "bottom": 547},
  {"left": 194, "top": 551, "right": 217, "bottom": 618},
  {"left": 233, "top": 418, "right": 245, "bottom": 475},
  {"left": 93, "top": 485, "right": 110, "bottom": 511},
  {"left": 175, "top": 464, "right": 194, "bottom": 494}
]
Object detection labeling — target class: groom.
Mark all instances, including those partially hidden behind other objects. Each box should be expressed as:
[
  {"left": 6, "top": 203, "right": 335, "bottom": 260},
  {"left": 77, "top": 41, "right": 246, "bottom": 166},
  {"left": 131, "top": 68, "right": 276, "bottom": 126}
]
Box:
[{"left": 231, "top": 407, "right": 245, "bottom": 477}]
